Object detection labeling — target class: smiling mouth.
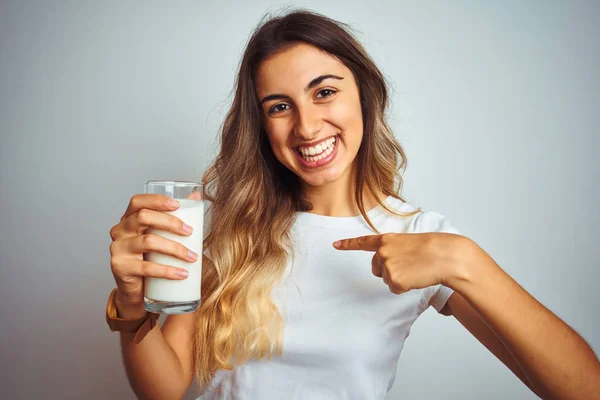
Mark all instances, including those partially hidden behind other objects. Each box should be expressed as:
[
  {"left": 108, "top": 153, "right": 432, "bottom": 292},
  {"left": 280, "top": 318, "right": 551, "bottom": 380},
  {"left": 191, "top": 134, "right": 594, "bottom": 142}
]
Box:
[{"left": 294, "top": 135, "right": 338, "bottom": 162}]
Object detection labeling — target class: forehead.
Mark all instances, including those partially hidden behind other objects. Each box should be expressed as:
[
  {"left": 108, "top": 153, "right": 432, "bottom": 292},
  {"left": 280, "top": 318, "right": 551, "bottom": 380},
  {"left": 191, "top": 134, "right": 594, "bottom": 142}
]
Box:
[{"left": 256, "top": 43, "right": 349, "bottom": 95}]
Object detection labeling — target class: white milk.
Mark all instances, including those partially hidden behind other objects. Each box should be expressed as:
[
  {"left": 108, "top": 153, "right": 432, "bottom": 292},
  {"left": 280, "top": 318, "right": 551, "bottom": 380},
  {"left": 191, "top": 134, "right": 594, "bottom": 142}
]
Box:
[{"left": 144, "top": 199, "right": 204, "bottom": 302}]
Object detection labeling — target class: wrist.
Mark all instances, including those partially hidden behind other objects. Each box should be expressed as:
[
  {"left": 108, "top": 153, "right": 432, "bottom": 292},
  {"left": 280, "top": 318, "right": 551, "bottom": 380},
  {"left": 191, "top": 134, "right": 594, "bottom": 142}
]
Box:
[
  {"left": 443, "top": 236, "right": 483, "bottom": 291},
  {"left": 115, "top": 290, "right": 147, "bottom": 319}
]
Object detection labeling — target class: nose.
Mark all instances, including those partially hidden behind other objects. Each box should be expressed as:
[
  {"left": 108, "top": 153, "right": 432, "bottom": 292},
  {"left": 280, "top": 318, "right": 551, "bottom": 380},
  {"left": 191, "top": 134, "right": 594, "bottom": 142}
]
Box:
[{"left": 293, "top": 105, "right": 321, "bottom": 140}]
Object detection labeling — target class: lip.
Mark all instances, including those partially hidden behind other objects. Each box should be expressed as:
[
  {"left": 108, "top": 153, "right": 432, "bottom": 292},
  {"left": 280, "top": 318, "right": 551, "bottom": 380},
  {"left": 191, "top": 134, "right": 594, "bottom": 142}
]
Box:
[{"left": 293, "top": 135, "right": 339, "bottom": 169}]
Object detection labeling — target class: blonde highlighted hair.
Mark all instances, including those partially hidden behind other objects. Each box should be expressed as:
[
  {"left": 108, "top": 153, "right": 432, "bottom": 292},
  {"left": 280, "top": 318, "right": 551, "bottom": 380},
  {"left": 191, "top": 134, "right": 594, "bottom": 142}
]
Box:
[{"left": 194, "top": 9, "right": 419, "bottom": 388}]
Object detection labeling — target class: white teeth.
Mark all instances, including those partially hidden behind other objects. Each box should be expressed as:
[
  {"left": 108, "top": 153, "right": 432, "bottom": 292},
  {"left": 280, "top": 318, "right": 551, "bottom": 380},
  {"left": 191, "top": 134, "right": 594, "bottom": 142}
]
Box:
[{"left": 298, "top": 136, "right": 337, "bottom": 162}]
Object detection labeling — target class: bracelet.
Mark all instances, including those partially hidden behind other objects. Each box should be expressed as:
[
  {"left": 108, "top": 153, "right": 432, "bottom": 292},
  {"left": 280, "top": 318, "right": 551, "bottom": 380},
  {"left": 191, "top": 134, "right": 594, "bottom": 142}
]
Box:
[{"left": 105, "top": 288, "right": 160, "bottom": 344}]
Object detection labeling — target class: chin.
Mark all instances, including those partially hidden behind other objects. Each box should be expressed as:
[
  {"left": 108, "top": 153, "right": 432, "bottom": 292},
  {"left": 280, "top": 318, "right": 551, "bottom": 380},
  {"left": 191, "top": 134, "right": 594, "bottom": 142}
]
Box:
[{"left": 297, "top": 165, "right": 347, "bottom": 187}]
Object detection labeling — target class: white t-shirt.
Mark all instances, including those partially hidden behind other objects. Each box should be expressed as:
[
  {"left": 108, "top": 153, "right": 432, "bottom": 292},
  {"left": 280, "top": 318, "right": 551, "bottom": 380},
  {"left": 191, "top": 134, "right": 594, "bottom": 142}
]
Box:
[{"left": 201, "top": 196, "right": 460, "bottom": 399}]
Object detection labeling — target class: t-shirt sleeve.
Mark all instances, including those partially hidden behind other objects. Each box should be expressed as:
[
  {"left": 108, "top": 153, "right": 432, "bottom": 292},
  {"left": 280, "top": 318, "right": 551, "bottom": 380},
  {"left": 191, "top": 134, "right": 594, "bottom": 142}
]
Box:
[
  {"left": 414, "top": 210, "right": 463, "bottom": 313},
  {"left": 422, "top": 283, "right": 455, "bottom": 313}
]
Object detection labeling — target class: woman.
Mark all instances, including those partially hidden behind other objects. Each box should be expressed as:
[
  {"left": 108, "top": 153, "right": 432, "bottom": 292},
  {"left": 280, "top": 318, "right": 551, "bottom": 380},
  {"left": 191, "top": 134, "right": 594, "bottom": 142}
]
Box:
[{"left": 107, "top": 10, "right": 600, "bottom": 399}]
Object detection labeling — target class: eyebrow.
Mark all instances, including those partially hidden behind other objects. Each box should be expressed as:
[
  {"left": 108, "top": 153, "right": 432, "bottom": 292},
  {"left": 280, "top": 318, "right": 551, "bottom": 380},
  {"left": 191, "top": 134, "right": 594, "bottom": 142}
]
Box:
[{"left": 259, "top": 74, "right": 344, "bottom": 105}]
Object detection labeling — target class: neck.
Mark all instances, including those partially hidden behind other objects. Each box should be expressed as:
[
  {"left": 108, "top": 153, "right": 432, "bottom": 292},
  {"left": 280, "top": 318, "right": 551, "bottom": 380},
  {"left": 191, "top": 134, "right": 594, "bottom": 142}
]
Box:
[{"left": 300, "top": 162, "right": 380, "bottom": 217}]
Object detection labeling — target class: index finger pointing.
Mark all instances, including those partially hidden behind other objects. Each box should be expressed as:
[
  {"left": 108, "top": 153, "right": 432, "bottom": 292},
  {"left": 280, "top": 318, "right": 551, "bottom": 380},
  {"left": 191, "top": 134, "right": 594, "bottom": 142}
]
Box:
[{"left": 333, "top": 235, "right": 381, "bottom": 251}]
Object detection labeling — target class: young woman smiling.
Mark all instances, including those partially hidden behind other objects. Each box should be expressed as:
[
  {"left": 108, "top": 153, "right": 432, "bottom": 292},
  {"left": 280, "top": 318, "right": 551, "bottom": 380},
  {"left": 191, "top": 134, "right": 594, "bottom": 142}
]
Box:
[{"left": 107, "top": 10, "right": 600, "bottom": 400}]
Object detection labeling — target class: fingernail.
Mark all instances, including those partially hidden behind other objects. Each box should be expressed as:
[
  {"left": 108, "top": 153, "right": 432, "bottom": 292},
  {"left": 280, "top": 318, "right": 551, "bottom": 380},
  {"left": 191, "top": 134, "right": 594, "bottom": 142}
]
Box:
[
  {"left": 168, "top": 199, "right": 179, "bottom": 208},
  {"left": 187, "top": 250, "right": 198, "bottom": 261},
  {"left": 182, "top": 223, "right": 193, "bottom": 234},
  {"left": 176, "top": 269, "right": 189, "bottom": 279},
  {"left": 333, "top": 241, "right": 341, "bottom": 248}
]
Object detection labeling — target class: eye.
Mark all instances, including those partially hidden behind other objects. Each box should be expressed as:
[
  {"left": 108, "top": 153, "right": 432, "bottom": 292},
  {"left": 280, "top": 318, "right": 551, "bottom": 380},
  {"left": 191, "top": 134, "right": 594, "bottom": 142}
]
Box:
[
  {"left": 268, "top": 103, "right": 290, "bottom": 115},
  {"left": 316, "top": 88, "right": 337, "bottom": 99}
]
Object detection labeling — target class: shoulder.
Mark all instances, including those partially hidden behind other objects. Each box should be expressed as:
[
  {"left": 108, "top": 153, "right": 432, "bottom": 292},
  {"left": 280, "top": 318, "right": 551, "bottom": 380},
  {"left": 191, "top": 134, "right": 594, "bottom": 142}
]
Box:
[
  {"left": 412, "top": 209, "right": 461, "bottom": 235},
  {"left": 383, "top": 198, "right": 461, "bottom": 236}
]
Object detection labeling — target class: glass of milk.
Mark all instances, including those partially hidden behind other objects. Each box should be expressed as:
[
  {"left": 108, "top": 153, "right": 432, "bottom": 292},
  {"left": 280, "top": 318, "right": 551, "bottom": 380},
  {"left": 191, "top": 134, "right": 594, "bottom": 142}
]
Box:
[{"left": 143, "top": 180, "right": 204, "bottom": 314}]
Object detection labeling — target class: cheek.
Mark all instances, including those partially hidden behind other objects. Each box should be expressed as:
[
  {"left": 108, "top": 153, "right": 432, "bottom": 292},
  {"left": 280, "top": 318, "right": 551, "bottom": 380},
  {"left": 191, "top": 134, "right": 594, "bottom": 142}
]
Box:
[
  {"left": 265, "top": 122, "right": 291, "bottom": 155},
  {"left": 334, "top": 95, "right": 363, "bottom": 141}
]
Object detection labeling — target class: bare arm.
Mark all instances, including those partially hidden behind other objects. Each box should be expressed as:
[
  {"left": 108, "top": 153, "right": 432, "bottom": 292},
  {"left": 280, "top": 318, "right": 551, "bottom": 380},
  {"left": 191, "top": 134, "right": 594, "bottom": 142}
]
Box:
[
  {"left": 446, "top": 237, "right": 600, "bottom": 399},
  {"left": 117, "top": 296, "right": 196, "bottom": 400},
  {"left": 108, "top": 194, "right": 203, "bottom": 399},
  {"left": 441, "top": 293, "right": 541, "bottom": 397}
]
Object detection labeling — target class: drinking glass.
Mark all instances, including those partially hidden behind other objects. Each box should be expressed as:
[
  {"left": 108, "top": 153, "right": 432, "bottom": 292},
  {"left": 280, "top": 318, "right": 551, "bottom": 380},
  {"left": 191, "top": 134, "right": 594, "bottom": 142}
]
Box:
[{"left": 143, "top": 180, "right": 204, "bottom": 314}]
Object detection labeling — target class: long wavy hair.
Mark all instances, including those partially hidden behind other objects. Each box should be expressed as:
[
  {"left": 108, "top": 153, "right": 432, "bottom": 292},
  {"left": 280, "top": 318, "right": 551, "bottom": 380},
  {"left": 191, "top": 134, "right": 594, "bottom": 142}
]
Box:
[{"left": 194, "top": 9, "right": 419, "bottom": 387}]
